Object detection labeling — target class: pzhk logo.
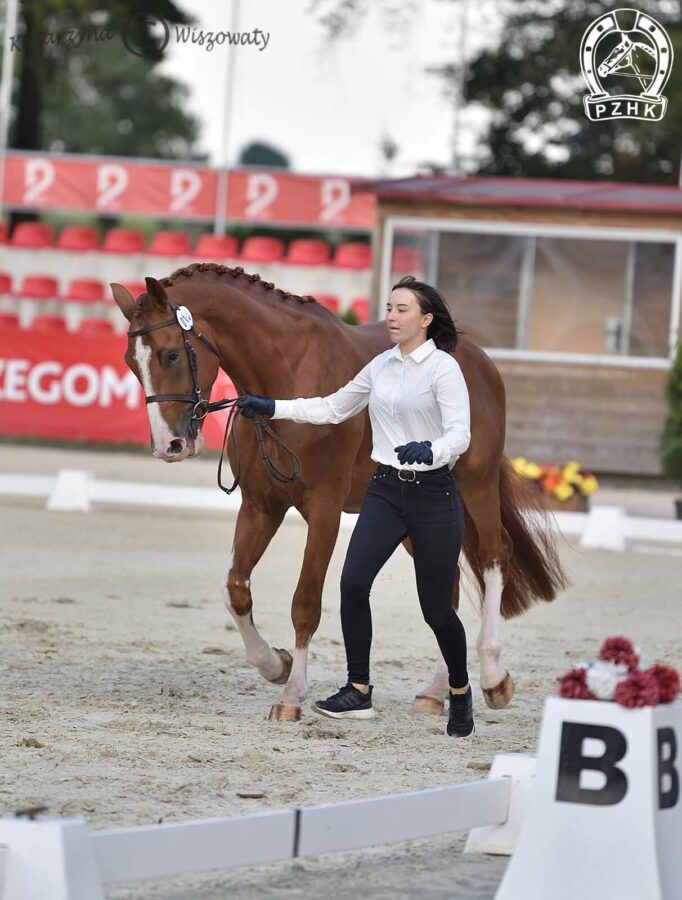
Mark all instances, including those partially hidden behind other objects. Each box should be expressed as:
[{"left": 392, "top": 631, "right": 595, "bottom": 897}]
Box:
[{"left": 580, "top": 8, "right": 673, "bottom": 121}]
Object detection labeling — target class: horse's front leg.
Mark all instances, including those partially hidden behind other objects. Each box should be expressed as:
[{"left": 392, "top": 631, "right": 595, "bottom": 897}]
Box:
[
  {"left": 269, "top": 499, "right": 342, "bottom": 722},
  {"left": 223, "top": 499, "right": 292, "bottom": 685}
]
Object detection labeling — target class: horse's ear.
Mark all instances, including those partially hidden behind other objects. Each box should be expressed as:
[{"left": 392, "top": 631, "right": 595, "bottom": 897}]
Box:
[
  {"left": 109, "top": 283, "right": 136, "bottom": 321},
  {"left": 145, "top": 277, "right": 168, "bottom": 312}
]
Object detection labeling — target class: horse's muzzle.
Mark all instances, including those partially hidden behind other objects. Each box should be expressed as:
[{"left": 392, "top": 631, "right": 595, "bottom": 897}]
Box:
[{"left": 154, "top": 431, "right": 205, "bottom": 462}]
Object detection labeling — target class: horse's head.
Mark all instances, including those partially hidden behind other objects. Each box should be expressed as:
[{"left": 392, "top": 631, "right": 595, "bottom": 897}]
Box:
[{"left": 110, "top": 276, "right": 221, "bottom": 462}]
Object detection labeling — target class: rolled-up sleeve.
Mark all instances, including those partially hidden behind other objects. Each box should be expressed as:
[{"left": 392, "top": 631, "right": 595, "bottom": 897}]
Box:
[
  {"left": 428, "top": 357, "right": 471, "bottom": 467},
  {"left": 271, "top": 359, "right": 373, "bottom": 425}
]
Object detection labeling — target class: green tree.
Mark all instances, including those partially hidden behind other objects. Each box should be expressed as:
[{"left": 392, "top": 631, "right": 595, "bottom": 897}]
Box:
[
  {"left": 9, "top": 1, "right": 196, "bottom": 157},
  {"left": 41, "top": 41, "right": 200, "bottom": 158},
  {"left": 312, "top": 0, "right": 682, "bottom": 182},
  {"left": 238, "top": 141, "right": 290, "bottom": 168},
  {"left": 663, "top": 346, "right": 682, "bottom": 486},
  {"left": 460, "top": 0, "right": 682, "bottom": 182}
]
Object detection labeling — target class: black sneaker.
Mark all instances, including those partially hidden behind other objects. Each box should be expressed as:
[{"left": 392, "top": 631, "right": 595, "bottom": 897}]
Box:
[
  {"left": 313, "top": 684, "right": 376, "bottom": 720},
  {"left": 447, "top": 685, "right": 474, "bottom": 737}
]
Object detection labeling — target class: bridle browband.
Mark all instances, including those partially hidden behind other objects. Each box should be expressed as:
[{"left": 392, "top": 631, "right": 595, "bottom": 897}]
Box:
[{"left": 128, "top": 302, "right": 301, "bottom": 493}]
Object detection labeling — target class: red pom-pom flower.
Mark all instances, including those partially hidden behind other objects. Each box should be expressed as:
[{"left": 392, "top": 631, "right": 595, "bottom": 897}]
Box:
[
  {"left": 559, "top": 667, "right": 595, "bottom": 700},
  {"left": 614, "top": 670, "right": 660, "bottom": 708},
  {"left": 647, "top": 664, "right": 681, "bottom": 704},
  {"left": 560, "top": 638, "right": 680, "bottom": 707},
  {"left": 598, "top": 636, "right": 639, "bottom": 673}
]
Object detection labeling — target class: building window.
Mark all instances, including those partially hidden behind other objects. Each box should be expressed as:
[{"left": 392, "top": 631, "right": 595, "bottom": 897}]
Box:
[{"left": 386, "top": 222, "right": 678, "bottom": 361}]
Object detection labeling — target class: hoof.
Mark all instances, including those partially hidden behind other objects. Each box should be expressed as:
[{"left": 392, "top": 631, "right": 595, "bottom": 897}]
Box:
[
  {"left": 413, "top": 694, "right": 445, "bottom": 716},
  {"left": 268, "top": 648, "right": 293, "bottom": 685},
  {"left": 268, "top": 703, "right": 301, "bottom": 722},
  {"left": 482, "top": 672, "right": 515, "bottom": 709}
]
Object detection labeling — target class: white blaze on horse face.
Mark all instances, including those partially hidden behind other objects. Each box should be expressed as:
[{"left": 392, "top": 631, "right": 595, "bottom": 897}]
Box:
[
  {"left": 477, "top": 562, "right": 505, "bottom": 690},
  {"left": 134, "top": 337, "right": 175, "bottom": 455}
]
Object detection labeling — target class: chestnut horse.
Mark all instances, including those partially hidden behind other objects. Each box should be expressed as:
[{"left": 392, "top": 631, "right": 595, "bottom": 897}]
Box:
[{"left": 111, "top": 263, "right": 567, "bottom": 722}]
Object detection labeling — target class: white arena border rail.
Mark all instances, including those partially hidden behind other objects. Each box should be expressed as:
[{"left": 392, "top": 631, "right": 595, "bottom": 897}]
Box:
[
  {"left": 0, "top": 754, "right": 532, "bottom": 899},
  {"left": 1, "top": 468, "right": 681, "bottom": 552}
]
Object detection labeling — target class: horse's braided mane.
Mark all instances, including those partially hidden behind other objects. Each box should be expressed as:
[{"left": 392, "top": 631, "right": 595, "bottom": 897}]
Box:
[{"left": 159, "top": 261, "right": 317, "bottom": 306}]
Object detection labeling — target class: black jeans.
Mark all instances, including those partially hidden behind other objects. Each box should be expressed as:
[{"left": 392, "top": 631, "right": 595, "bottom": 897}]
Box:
[{"left": 340, "top": 464, "right": 467, "bottom": 690}]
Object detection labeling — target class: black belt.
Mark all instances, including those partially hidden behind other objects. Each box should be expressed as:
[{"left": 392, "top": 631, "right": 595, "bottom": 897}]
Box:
[{"left": 374, "top": 463, "right": 452, "bottom": 483}]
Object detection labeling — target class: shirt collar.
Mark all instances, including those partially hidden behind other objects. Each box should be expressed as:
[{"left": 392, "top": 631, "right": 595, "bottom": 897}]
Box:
[{"left": 389, "top": 337, "right": 437, "bottom": 363}]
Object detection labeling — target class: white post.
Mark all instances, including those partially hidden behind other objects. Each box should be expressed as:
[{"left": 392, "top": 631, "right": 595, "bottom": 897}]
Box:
[
  {"left": 0, "top": 0, "right": 20, "bottom": 221},
  {"left": 495, "top": 697, "right": 682, "bottom": 900},
  {"left": 213, "top": 0, "right": 241, "bottom": 236},
  {"left": 0, "top": 818, "right": 103, "bottom": 900}
]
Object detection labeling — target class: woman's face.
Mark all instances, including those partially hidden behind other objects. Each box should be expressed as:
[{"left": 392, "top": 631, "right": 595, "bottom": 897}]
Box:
[{"left": 386, "top": 288, "right": 433, "bottom": 344}]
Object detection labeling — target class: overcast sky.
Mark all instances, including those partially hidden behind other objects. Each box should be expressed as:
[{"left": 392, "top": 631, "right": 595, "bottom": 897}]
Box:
[{"left": 157, "top": 0, "right": 500, "bottom": 177}]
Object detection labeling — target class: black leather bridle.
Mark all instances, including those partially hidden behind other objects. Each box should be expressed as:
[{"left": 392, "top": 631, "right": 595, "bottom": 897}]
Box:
[{"left": 128, "top": 302, "right": 301, "bottom": 494}]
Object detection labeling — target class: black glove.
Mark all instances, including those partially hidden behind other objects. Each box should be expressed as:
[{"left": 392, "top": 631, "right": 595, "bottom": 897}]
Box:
[
  {"left": 394, "top": 440, "right": 433, "bottom": 465},
  {"left": 236, "top": 394, "right": 275, "bottom": 419}
]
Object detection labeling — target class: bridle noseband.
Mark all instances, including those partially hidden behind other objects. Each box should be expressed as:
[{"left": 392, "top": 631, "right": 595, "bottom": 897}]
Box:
[{"left": 127, "top": 303, "right": 301, "bottom": 493}]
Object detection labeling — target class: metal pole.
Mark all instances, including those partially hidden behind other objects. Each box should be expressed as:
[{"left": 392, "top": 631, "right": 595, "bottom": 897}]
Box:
[
  {"left": 451, "top": 0, "right": 469, "bottom": 175},
  {"left": 213, "top": 0, "right": 240, "bottom": 236},
  {"left": 0, "top": 0, "right": 20, "bottom": 222}
]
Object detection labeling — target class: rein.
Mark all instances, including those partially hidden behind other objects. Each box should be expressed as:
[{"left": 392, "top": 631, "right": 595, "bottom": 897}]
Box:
[{"left": 128, "top": 303, "right": 301, "bottom": 494}]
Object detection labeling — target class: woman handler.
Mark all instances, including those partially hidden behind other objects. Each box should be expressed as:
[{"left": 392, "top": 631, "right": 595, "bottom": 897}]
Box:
[{"left": 236, "top": 276, "right": 472, "bottom": 737}]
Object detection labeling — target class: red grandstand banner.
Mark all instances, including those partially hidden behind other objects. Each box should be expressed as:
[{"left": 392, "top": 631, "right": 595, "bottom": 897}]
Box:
[
  {"left": 0, "top": 328, "right": 236, "bottom": 449},
  {"left": 3, "top": 153, "right": 375, "bottom": 228}
]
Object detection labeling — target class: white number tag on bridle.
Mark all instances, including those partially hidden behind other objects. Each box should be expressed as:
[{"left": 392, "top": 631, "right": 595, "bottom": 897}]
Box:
[{"left": 176, "top": 306, "right": 193, "bottom": 331}]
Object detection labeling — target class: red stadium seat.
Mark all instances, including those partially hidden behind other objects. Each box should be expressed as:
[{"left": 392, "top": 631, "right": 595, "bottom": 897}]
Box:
[
  {"left": 0, "top": 222, "right": 8, "bottom": 243},
  {"left": 57, "top": 225, "right": 100, "bottom": 251},
  {"left": 18, "top": 275, "right": 59, "bottom": 299},
  {"left": 65, "top": 279, "right": 106, "bottom": 302},
  {"left": 0, "top": 272, "right": 12, "bottom": 294},
  {"left": 314, "top": 293, "right": 340, "bottom": 313},
  {"left": 102, "top": 228, "right": 145, "bottom": 253},
  {"left": 10, "top": 222, "right": 54, "bottom": 248},
  {"left": 148, "top": 230, "right": 192, "bottom": 256},
  {"left": 392, "top": 246, "right": 424, "bottom": 272},
  {"left": 77, "top": 318, "right": 115, "bottom": 335},
  {"left": 195, "top": 234, "right": 239, "bottom": 258},
  {"left": 351, "top": 297, "right": 370, "bottom": 322},
  {"left": 333, "top": 242, "right": 372, "bottom": 269},
  {"left": 0, "top": 312, "right": 19, "bottom": 328},
  {"left": 240, "top": 236, "right": 285, "bottom": 263},
  {"left": 31, "top": 314, "right": 67, "bottom": 332},
  {"left": 286, "top": 240, "right": 331, "bottom": 266}
]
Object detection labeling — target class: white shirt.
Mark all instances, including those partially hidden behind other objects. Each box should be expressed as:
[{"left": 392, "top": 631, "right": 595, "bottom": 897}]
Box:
[{"left": 271, "top": 337, "right": 471, "bottom": 471}]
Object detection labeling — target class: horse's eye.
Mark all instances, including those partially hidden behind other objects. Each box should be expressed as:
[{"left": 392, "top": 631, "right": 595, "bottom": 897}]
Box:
[{"left": 166, "top": 350, "right": 180, "bottom": 365}]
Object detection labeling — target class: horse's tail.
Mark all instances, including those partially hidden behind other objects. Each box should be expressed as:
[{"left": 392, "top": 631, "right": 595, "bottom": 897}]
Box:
[{"left": 461, "top": 455, "right": 570, "bottom": 620}]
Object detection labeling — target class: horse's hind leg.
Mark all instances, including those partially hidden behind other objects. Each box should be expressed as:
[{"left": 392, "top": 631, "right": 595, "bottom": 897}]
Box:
[
  {"left": 223, "top": 499, "right": 292, "bottom": 685},
  {"left": 459, "top": 477, "right": 515, "bottom": 709},
  {"left": 402, "top": 535, "right": 460, "bottom": 716}
]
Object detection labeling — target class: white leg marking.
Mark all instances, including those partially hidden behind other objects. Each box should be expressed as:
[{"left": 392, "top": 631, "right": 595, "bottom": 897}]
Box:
[
  {"left": 280, "top": 645, "right": 309, "bottom": 707},
  {"left": 477, "top": 562, "right": 505, "bottom": 690},
  {"left": 418, "top": 653, "right": 449, "bottom": 699},
  {"left": 135, "top": 337, "right": 175, "bottom": 453},
  {"left": 221, "top": 552, "right": 284, "bottom": 682}
]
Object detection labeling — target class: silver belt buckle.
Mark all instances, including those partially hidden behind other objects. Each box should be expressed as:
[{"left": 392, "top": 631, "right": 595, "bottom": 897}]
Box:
[{"left": 398, "top": 468, "right": 416, "bottom": 482}]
